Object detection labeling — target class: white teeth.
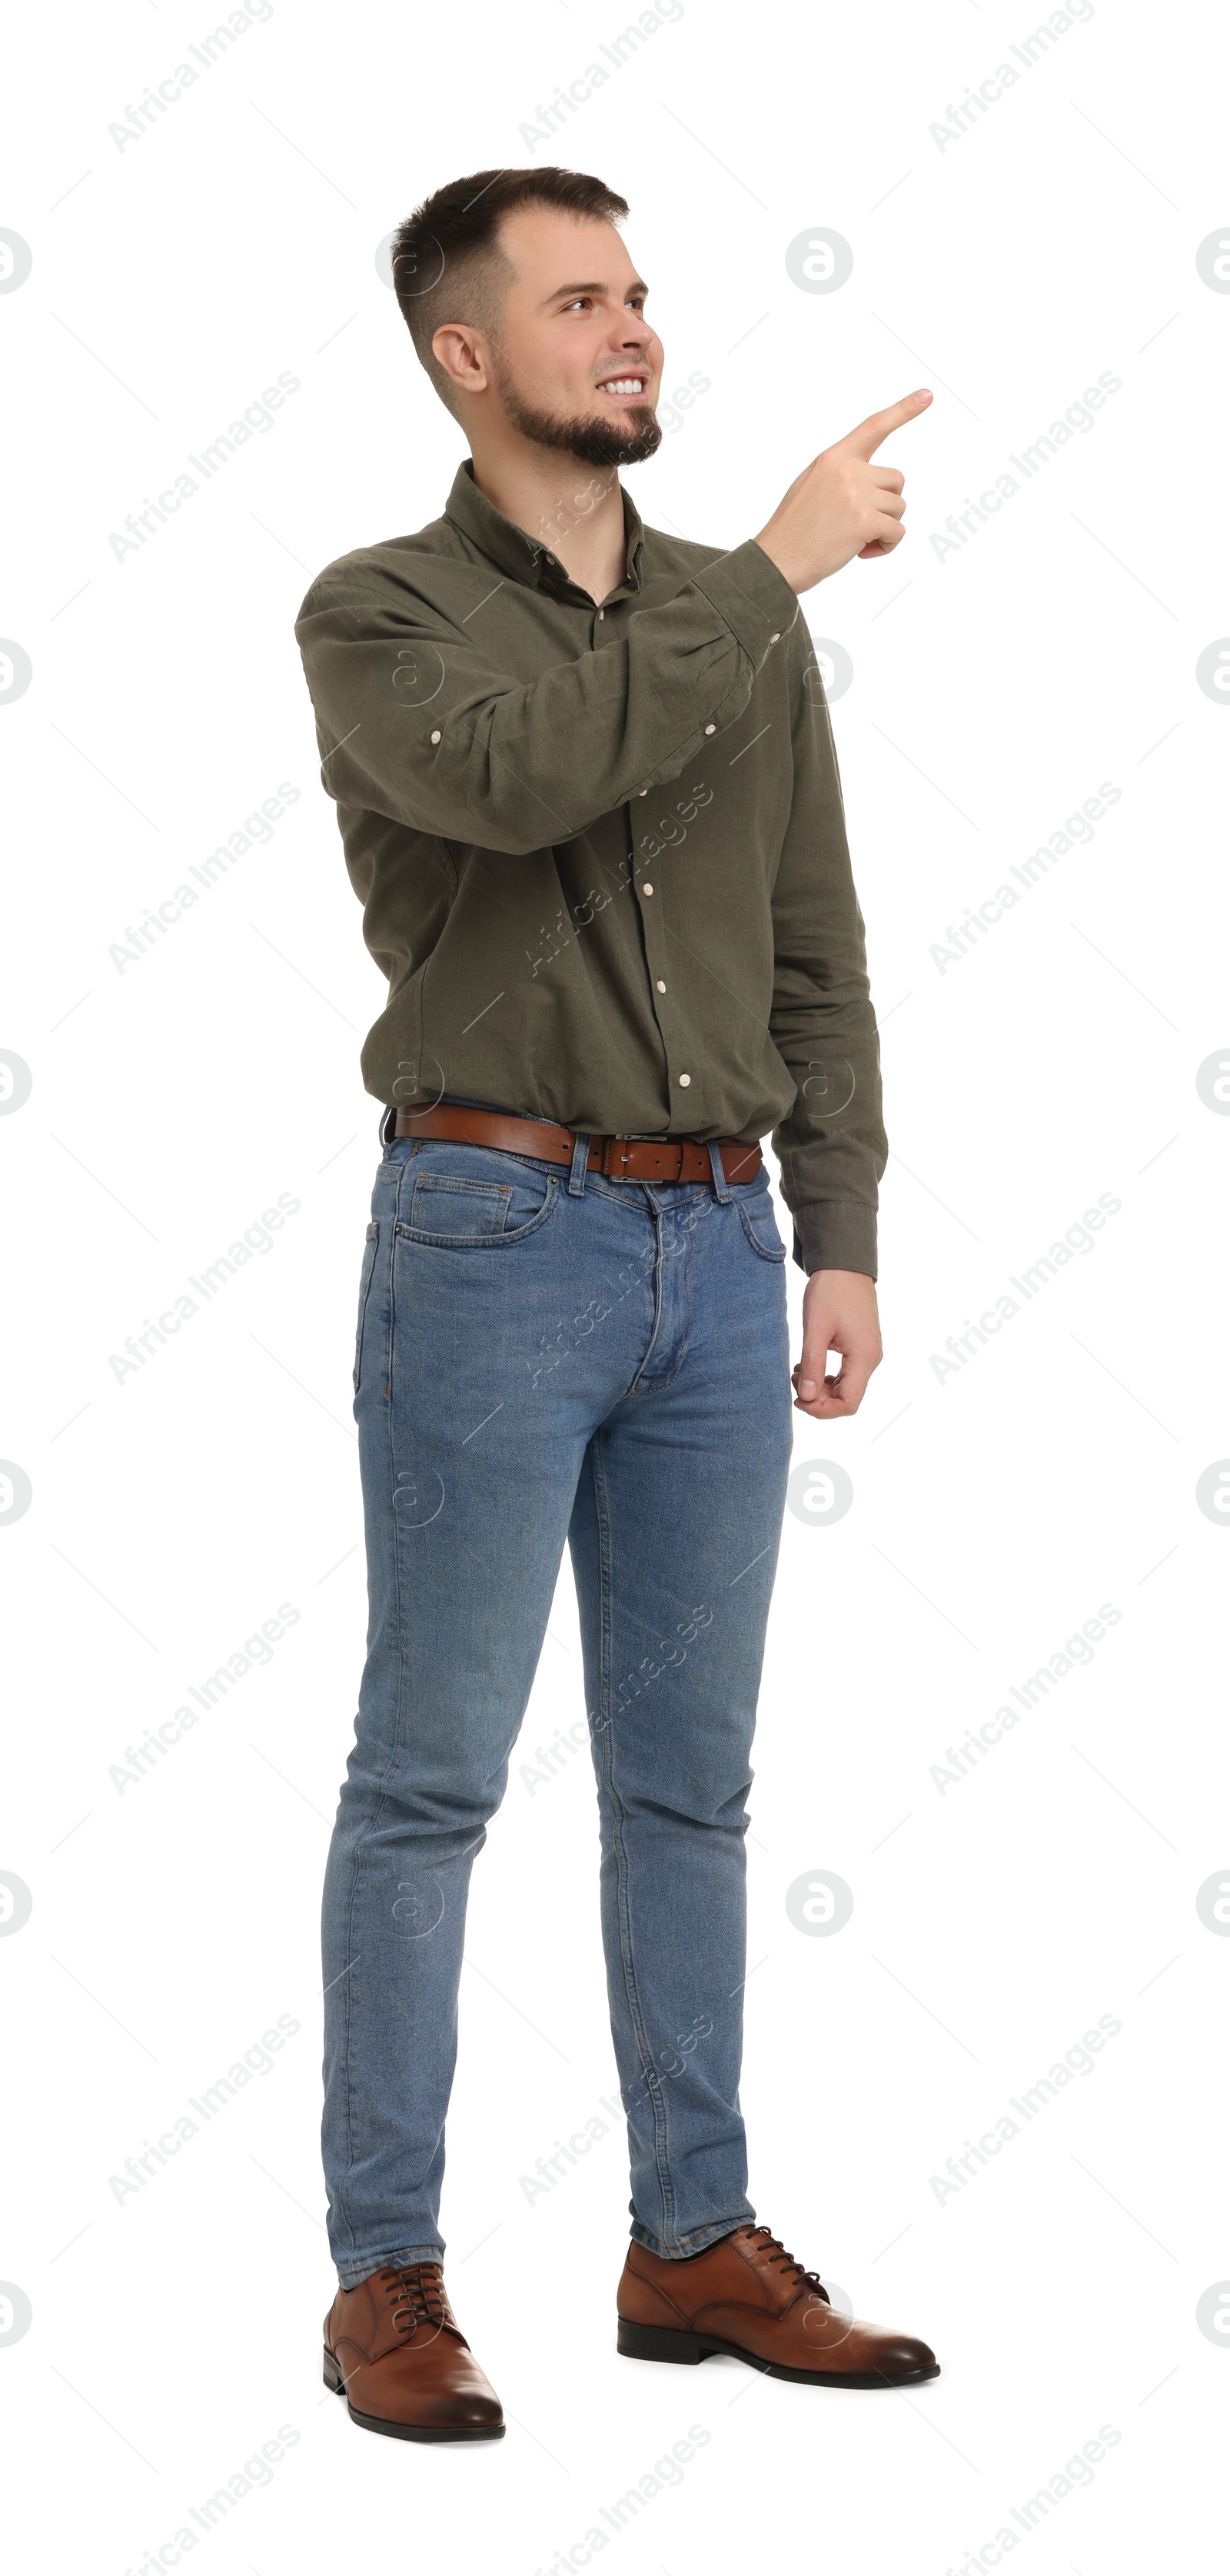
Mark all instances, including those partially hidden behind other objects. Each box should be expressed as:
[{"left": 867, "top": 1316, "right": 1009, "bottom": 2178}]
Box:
[{"left": 602, "top": 378, "right": 644, "bottom": 393}]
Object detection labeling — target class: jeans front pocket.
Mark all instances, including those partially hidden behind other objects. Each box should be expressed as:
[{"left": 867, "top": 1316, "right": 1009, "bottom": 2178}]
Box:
[
  {"left": 736, "top": 1187, "right": 787, "bottom": 1263},
  {"left": 408, "top": 1173, "right": 516, "bottom": 1240},
  {"left": 397, "top": 1148, "right": 560, "bottom": 1249}
]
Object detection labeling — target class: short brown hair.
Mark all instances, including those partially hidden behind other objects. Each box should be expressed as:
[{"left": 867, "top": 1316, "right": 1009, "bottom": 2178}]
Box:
[{"left": 390, "top": 167, "right": 630, "bottom": 421}]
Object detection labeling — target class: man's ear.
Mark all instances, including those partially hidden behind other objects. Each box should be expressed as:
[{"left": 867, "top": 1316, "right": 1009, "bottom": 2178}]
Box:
[{"left": 432, "top": 324, "right": 490, "bottom": 402}]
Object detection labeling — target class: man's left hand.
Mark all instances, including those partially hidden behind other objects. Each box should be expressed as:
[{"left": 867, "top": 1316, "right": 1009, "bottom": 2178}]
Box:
[{"left": 792, "top": 1269, "right": 883, "bottom": 1418}]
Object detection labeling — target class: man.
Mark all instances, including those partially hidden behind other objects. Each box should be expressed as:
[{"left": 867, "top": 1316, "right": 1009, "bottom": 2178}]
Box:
[{"left": 295, "top": 165, "right": 937, "bottom": 2445}]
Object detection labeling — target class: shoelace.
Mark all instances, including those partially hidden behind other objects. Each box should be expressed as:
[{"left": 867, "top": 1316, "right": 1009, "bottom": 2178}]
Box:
[
  {"left": 744, "top": 2226, "right": 830, "bottom": 2299},
  {"left": 378, "top": 2261, "right": 450, "bottom": 2338}
]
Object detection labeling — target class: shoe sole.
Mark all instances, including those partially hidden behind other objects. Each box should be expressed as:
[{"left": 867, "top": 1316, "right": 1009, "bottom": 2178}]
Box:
[
  {"left": 617, "top": 2318, "right": 940, "bottom": 2388},
  {"left": 323, "top": 2346, "right": 505, "bottom": 2440}
]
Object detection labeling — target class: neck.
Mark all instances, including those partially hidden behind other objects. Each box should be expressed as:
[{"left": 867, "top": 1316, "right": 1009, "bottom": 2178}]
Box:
[{"left": 467, "top": 442, "right": 629, "bottom": 604}]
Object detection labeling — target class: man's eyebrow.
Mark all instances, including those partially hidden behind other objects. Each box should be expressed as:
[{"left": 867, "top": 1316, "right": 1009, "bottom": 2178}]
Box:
[{"left": 543, "top": 278, "right": 650, "bottom": 305}]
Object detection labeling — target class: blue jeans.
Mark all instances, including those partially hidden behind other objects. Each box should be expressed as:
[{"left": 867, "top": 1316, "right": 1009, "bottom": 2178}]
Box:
[{"left": 321, "top": 1114, "right": 793, "bottom": 2286}]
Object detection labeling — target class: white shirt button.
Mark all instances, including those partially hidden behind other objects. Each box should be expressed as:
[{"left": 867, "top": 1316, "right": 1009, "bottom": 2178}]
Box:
[
  {"left": 678, "top": 1073, "right": 691, "bottom": 1087},
  {"left": 597, "top": 609, "right": 604, "bottom": 621},
  {"left": 638, "top": 788, "right": 647, "bottom": 796},
  {"left": 770, "top": 631, "right": 780, "bottom": 644},
  {"left": 642, "top": 882, "right": 653, "bottom": 896},
  {"left": 430, "top": 730, "right": 441, "bottom": 744},
  {"left": 656, "top": 979, "right": 666, "bottom": 993},
  {"left": 703, "top": 724, "right": 716, "bottom": 735}
]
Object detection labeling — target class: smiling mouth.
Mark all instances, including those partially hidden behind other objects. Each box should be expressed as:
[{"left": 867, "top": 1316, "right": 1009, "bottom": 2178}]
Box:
[{"left": 596, "top": 375, "right": 649, "bottom": 401}]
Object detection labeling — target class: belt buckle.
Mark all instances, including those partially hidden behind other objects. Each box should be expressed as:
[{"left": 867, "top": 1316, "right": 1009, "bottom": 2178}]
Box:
[{"left": 600, "top": 1137, "right": 692, "bottom": 1181}]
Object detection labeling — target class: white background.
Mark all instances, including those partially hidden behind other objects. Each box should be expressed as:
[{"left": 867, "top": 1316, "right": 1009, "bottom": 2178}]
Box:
[{"left": 2, "top": 1, "right": 1228, "bottom": 2568}]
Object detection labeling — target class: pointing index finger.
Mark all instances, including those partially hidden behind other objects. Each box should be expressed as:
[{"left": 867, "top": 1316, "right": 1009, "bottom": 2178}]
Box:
[{"left": 838, "top": 388, "right": 933, "bottom": 461}]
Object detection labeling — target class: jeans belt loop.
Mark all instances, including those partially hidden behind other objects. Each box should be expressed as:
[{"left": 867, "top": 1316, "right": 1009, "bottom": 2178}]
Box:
[
  {"left": 706, "top": 1140, "right": 733, "bottom": 1203},
  {"left": 567, "top": 1130, "right": 591, "bottom": 1196}
]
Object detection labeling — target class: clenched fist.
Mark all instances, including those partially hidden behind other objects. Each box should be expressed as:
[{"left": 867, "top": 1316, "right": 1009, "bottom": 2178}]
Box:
[{"left": 753, "top": 388, "right": 932, "bottom": 594}]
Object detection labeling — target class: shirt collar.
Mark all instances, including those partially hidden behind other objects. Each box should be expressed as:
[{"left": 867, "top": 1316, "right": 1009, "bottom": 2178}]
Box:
[{"left": 443, "top": 457, "right": 643, "bottom": 601}]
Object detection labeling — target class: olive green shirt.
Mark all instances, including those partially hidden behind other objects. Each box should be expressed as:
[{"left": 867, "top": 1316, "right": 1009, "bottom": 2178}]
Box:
[{"left": 294, "top": 460, "right": 886, "bottom": 1276}]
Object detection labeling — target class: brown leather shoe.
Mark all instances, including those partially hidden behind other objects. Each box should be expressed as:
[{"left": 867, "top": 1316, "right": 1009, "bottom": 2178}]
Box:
[
  {"left": 617, "top": 2224, "right": 939, "bottom": 2388},
  {"left": 324, "top": 2261, "right": 504, "bottom": 2441}
]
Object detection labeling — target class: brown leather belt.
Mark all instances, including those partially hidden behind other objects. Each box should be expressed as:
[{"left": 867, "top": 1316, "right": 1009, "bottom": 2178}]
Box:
[{"left": 391, "top": 1103, "right": 762, "bottom": 1186}]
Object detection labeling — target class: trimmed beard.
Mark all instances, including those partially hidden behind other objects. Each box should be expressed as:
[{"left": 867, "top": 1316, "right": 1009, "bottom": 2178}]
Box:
[{"left": 494, "top": 361, "right": 663, "bottom": 468}]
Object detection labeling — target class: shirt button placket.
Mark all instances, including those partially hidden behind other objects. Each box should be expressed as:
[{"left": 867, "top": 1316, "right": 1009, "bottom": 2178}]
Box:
[{"left": 637, "top": 867, "right": 686, "bottom": 1124}]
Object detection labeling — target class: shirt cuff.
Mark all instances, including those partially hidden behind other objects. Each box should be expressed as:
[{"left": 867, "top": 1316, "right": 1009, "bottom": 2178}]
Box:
[
  {"left": 789, "top": 1200, "right": 879, "bottom": 1282},
  {"left": 691, "top": 538, "right": 802, "bottom": 666}
]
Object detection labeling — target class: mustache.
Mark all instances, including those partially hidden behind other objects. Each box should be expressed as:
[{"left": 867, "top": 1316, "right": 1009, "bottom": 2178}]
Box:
[{"left": 499, "top": 349, "right": 658, "bottom": 405}]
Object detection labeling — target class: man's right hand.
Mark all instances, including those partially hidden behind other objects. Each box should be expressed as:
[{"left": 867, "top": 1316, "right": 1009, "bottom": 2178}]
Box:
[{"left": 753, "top": 389, "right": 933, "bottom": 594}]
